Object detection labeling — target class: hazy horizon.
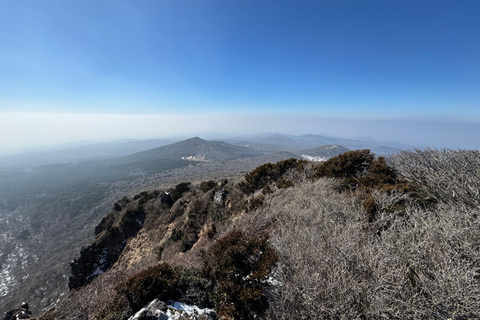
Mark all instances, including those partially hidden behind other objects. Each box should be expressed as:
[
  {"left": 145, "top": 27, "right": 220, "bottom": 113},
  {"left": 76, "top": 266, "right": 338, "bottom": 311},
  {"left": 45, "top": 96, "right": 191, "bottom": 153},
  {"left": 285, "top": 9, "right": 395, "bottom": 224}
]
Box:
[
  {"left": 1, "top": 112, "right": 480, "bottom": 157},
  {"left": 1, "top": 1, "right": 479, "bottom": 155}
]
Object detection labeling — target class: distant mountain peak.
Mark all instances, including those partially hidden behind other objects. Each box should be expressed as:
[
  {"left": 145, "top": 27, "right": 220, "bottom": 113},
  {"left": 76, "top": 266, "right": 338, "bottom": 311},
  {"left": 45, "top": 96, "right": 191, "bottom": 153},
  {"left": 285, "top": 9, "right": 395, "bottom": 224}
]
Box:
[
  {"left": 121, "top": 137, "right": 263, "bottom": 163},
  {"left": 186, "top": 137, "right": 205, "bottom": 142}
]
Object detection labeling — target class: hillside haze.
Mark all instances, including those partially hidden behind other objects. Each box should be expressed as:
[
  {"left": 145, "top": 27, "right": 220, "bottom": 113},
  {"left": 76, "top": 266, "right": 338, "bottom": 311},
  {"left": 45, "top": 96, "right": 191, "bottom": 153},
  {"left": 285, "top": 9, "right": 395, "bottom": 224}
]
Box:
[{"left": 223, "top": 133, "right": 406, "bottom": 156}]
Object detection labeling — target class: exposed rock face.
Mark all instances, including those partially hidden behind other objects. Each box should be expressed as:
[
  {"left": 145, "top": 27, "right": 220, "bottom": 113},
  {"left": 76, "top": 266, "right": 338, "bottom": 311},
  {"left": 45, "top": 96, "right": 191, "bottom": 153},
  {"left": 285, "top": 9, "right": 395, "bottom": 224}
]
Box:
[
  {"left": 214, "top": 189, "right": 229, "bottom": 206},
  {"left": 68, "top": 205, "right": 146, "bottom": 290},
  {"left": 3, "top": 302, "right": 34, "bottom": 320},
  {"left": 129, "top": 299, "right": 167, "bottom": 320},
  {"left": 68, "top": 239, "right": 122, "bottom": 290}
]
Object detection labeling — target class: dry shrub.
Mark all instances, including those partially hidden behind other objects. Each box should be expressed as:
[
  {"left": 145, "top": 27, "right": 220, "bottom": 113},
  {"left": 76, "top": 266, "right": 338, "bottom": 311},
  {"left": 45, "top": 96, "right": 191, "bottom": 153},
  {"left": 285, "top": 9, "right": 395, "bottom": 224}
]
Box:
[
  {"left": 248, "top": 194, "right": 265, "bottom": 211},
  {"left": 199, "top": 180, "right": 217, "bottom": 193},
  {"left": 282, "top": 160, "right": 318, "bottom": 184},
  {"left": 371, "top": 202, "right": 480, "bottom": 319},
  {"left": 113, "top": 263, "right": 213, "bottom": 314},
  {"left": 263, "top": 178, "right": 375, "bottom": 319},
  {"left": 389, "top": 148, "right": 480, "bottom": 208},
  {"left": 116, "top": 262, "right": 179, "bottom": 310},
  {"left": 258, "top": 177, "right": 480, "bottom": 319},
  {"left": 238, "top": 158, "right": 306, "bottom": 194},
  {"left": 204, "top": 229, "right": 278, "bottom": 320},
  {"left": 315, "top": 149, "right": 401, "bottom": 192},
  {"left": 41, "top": 269, "right": 134, "bottom": 320}
]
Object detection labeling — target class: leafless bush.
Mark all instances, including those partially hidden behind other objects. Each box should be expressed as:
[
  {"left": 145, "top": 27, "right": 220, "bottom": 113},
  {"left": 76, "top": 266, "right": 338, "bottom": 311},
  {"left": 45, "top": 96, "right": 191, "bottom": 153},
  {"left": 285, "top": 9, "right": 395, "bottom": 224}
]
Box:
[
  {"left": 262, "top": 179, "right": 375, "bottom": 319},
  {"left": 389, "top": 148, "right": 480, "bottom": 208},
  {"left": 282, "top": 160, "right": 318, "bottom": 184},
  {"left": 371, "top": 202, "right": 480, "bottom": 319},
  {"left": 258, "top": 178, "right": 480, "bottom": 319},
  {"left": 41, "top": 269, "right": 134, "bottom": 320}
]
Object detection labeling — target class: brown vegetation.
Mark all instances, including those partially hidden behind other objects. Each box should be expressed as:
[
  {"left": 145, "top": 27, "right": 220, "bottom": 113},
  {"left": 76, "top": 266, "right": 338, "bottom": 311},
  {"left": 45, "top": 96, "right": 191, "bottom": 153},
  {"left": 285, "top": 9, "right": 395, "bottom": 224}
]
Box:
[
  {"left": 203, "top": 229, "right": 278, "bottom": 320},
  {"left": 238, "top": 158, "right": 306, "bottom": 194},
  {"left": 37, "top": 149, "right": 480, "bottom": 320}
]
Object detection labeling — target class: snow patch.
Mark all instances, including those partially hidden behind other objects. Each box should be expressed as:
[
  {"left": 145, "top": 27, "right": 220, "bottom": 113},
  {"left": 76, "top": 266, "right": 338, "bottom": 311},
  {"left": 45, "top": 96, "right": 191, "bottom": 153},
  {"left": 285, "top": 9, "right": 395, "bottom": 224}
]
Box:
[
  {"left": 0, "top": 248, "right": 20, "bottom": 296},
  {"left": 180, "top": 155, "right": 210, "bottom": 162},
  {"left": 167, "top": 301, "right": 214, "bottom": 316},
  {"left": 301, "top": 154, "right": 328, "bottom": 162}
]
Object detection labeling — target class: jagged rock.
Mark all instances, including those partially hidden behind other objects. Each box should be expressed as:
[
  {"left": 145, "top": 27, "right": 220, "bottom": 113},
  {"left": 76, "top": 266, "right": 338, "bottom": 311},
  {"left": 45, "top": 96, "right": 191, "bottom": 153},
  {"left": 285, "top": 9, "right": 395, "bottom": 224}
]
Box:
[
  {"left": 214, "top": 189, "right": 229, "bottom": 206},
  {"left": 161, "top": 192, "right": 173, "bottom": 205},
  {"left": 129, "top": 299, "right": 168, "bottom": 320},
  {"left": 3, "top": 302, "right": 33, "bottom": 320},
  {"left": 69, "top": 206, "right": 146, "bottom": 290},
  {"left": 129, "top": 300, "right": 217, "bottom": 320}
]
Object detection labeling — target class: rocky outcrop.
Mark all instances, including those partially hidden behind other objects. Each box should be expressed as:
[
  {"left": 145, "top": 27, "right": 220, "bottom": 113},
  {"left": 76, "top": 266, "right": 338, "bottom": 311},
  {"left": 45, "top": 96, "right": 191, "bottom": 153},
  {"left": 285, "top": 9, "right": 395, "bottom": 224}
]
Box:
[
  {"left": 129, "top": 299, "right": 217, "bottom": 320},
  {"left": 129, "top": 299, "right": 167, "bottom": 320},
  {"left": 3, "top": 302, "right": 34, "bottom": 320},
  {"left": 68, "top": 237, "right": 123, "bottom": 290},
  {"left": 68, "top": 205, "right": 146, "bottom": 290},
  {"left": 214, "top": 189, "right": 229, "bottom": 206}
]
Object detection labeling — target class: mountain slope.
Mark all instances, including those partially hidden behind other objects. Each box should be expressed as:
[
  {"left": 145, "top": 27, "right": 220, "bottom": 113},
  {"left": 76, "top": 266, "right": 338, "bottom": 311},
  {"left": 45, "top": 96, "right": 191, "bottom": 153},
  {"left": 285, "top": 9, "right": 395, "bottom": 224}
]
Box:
[
  {"left": 299, "top": 145, "right": 350, "bottom": 161},
  {"left": 33, "top": 149, "right": 480, "bottom": 320},
  {"left": 119, "top": 137, "right": 263, "bottom": 163},
  {"left": 0, "top": 136, "right": 410, "bottom": 316}
]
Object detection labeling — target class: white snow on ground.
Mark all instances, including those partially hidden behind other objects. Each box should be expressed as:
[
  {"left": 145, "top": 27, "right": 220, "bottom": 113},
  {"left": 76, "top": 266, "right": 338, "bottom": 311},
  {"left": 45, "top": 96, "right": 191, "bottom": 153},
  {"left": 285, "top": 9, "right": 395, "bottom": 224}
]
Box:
[
  {"left": 166, "top": 301, "right": 215, "bottom": 319},
  {"left": 0, "top": 245, "right": 29, "bottom": 297},
  {"left": 0, "top": 246, "right": 23, "bottom": 297},
  {"left": 301, "top": 154, "right": 328, "bottom": 162}
]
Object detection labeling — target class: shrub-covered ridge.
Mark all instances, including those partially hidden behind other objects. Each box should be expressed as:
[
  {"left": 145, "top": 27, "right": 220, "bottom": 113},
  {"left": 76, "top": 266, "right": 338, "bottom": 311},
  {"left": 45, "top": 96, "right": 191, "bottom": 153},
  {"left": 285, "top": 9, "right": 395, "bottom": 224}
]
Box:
[{"left": 31, "top": 149, "right": 480, "bottom": 320}]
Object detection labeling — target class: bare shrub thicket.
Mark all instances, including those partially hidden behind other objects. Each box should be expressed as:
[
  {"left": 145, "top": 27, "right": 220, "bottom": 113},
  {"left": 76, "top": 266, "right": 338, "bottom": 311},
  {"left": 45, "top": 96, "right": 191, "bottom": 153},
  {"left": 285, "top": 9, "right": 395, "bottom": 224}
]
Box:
[
  {"left": 259, "top": 176, "right": 480, "bottom": 319},
  {"left": 371, "top": 201, "right": 480, "bottom": 318},
  {"left": 260, "top": 178, "right": 377, "bottom": 319},
  {"left": 389, "top": 148, "right": 480, "bottom": 208},
  {"left": 41, "top": 269, "right": 134, "bottom": 320}
]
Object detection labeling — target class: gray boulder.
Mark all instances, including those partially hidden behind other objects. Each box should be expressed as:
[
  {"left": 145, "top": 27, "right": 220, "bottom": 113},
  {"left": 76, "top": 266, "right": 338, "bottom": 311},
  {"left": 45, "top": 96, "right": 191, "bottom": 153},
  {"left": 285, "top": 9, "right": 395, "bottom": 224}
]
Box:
[
  {"left": 128, "top": 299, "right": 168, "bottom": 320},
  {"left": 214, "top": 189, "right": 229, "bottom": 206}
]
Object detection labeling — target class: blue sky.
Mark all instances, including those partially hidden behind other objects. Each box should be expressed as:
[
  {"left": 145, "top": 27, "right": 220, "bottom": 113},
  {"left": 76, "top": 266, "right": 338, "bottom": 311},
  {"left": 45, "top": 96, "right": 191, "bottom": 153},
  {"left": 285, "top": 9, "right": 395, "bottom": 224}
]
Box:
[{"left": 1, "top": 1, "right": 480, "bottom": 153}]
